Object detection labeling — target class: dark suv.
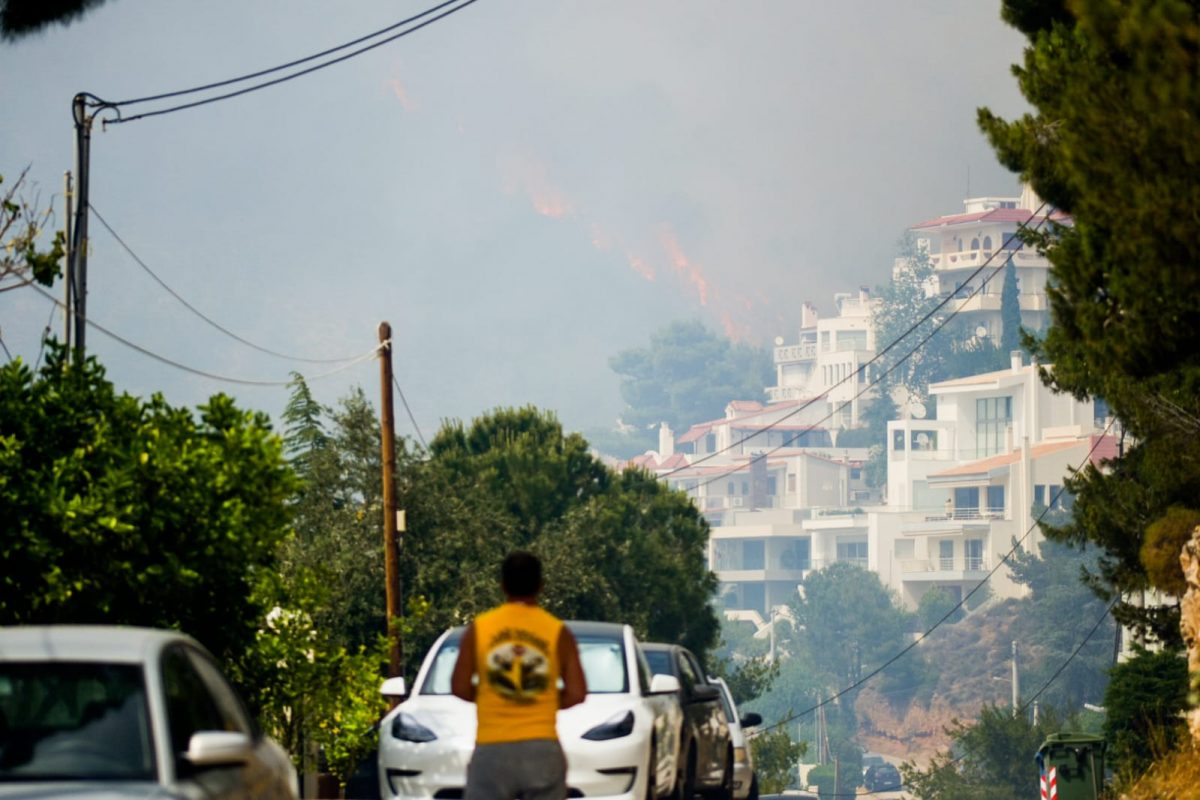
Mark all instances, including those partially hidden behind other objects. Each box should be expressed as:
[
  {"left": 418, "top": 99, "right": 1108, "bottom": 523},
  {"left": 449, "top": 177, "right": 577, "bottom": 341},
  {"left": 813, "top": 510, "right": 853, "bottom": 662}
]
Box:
[
  {"left": 642, "top": 643, "right": 733, "bottom": 799},
  {"left": 864, "top": 762, "right": 902, "bottom": 792}
]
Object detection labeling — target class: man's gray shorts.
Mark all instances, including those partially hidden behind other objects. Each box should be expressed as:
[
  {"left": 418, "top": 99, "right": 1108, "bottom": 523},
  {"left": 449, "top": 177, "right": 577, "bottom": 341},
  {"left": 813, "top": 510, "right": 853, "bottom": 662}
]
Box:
[{"left": 465, "top": 739, "right": 567, "bottom": 800}]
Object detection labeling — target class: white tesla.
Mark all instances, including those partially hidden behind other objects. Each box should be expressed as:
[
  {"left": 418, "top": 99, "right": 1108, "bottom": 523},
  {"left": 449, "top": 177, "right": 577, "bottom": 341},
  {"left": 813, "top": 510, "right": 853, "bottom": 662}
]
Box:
[{"left": 378, "top": 621, "right": 683, "bottom": 799}]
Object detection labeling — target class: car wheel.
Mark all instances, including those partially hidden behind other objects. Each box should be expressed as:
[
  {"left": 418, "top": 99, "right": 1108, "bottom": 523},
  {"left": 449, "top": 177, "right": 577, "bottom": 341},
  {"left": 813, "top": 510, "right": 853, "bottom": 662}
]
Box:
[
  {"left": 704, "top": 752, "right": 733, "bottom": 800},
  {"left": 683, "top": 746, "right": 697, "bottom": 800},
  {"left": 646, "top": 740, "right": 657, "bottom": 800}
]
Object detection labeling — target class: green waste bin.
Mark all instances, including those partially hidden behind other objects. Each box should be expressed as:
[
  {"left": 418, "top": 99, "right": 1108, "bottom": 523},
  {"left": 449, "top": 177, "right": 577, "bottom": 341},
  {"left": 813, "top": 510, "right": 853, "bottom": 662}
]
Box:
[{"left": 1036, "top": 732, "right": 1106, "bottom": 800}]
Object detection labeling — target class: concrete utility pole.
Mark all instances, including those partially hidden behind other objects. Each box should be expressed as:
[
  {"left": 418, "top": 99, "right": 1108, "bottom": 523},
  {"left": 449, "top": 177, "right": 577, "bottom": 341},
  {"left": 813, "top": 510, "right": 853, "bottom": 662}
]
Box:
[
  {"left": 1011, "top": 640, "right": 1020, "bottom": 717},
  {"left": 69, "top": 94, "right": 93, "bottom": 361},
  {"left": 63, "top": 170, "right": 73, "bottom": 348},
  {"left": 379, "top": 322, "right": 402, "bottom": 678}
]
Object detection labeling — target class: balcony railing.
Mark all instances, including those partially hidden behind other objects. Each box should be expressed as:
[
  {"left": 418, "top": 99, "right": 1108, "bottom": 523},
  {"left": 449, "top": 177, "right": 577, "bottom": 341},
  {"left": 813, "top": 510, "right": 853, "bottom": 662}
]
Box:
[
  {"left": 774, "top": 343, "right": 817, "bottom": 362},
  {"left": 900, "top": 557, "right": 991, "bottom": 575},
  {"left": 924, "top": 507, "right": 1005, "bottom": 522}
]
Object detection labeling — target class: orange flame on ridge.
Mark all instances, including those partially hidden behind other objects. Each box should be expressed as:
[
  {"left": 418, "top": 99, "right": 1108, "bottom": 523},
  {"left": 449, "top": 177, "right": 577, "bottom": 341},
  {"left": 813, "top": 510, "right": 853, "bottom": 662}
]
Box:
[{"left": 659, "top": 228, "right": 710, "bottom": 306}]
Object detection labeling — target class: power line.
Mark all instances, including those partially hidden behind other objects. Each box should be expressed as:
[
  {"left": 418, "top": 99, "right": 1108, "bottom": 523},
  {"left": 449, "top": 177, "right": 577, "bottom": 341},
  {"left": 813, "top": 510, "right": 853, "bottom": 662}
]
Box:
[
  {"left": 748, "top": 422, "right": 1116, "bottom": 739},
  {"left": 105, "top": 0, "right": 466, "bottom": 108},
  {"left": 0, "top": 328, "right": 12, "bottom": 362},
  {"left": 28, "top": 284, "right": 379, "bottom": 387},
  {"left": 88, "top": 203, "right": 363, "bottom": 364},
  {"left": 662, "top": 203, "right": 1053, "bottom": 482},
  {"left": 96, "top": 0, "right": 482, "bottom": 125},
  {"left": 1020, "top": 598, "right": 1117, "bottom": 711},
  {"left": 393, "top": 374, "right": 428, "bottom": 448}
]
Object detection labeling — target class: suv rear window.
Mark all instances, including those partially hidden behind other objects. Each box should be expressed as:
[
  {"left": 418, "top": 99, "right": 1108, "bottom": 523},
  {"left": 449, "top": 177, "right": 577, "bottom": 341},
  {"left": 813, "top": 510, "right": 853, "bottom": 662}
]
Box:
[{"left": 0, "top": 662, "right": 156, "bottom": 781}]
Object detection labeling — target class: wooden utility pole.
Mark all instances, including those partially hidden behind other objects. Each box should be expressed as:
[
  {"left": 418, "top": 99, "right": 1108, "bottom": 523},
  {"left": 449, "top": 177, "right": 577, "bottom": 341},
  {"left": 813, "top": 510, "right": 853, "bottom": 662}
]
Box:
[{"left": 379, "top": 322, "right": 403, "bottom": 678}]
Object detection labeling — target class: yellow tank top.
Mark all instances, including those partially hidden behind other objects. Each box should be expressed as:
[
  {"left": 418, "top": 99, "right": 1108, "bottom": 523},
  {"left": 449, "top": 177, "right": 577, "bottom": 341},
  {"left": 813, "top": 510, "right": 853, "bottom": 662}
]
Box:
[{"left": 472, "top": 602, "right": 563, "bottom": 745}]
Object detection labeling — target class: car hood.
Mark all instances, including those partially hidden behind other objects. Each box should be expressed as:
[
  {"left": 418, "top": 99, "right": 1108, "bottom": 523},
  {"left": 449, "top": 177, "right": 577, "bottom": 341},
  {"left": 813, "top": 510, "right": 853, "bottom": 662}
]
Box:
[
  {"left": 0, "top": 782, "right": 177, "bottom": 799},
  {"left": 393, "top": 692, "right": 645, "bottom": 744}
]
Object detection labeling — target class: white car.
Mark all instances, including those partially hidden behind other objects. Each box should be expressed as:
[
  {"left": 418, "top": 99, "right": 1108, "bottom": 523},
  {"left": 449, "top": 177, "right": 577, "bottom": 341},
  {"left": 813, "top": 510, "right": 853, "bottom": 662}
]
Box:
[
  {"left": 378, "top": 620, "right": 683, "bottom": 799},
  {"left": 0, "top": 625, "right": 298, "bottom": 799},
  {"left": 710, "top": 677, "right": 762, "bottom": 800}
]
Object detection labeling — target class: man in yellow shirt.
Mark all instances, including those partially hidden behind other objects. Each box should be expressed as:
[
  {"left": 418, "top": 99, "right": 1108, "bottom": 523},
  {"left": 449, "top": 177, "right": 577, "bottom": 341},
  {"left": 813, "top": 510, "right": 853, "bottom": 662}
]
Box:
[{"left": 451, "top": 551, "right": 587, "bottom": 800}]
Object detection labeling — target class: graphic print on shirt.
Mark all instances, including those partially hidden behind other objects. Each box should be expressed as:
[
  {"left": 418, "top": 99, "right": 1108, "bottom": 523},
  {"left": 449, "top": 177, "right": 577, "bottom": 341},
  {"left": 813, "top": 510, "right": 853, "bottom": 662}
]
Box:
[{"left": 484, "top": 627, "right": 552, "bottom": 704}]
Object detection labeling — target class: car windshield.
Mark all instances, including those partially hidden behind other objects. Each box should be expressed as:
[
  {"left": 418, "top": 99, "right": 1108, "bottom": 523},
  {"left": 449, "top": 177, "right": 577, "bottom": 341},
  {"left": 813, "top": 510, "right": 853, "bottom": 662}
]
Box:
[
  {"left": 0, "top": 662, "right": 156, "bottom": 782},
  {"left": 421, "top": 628, "right": 629, "bottom": 695}
]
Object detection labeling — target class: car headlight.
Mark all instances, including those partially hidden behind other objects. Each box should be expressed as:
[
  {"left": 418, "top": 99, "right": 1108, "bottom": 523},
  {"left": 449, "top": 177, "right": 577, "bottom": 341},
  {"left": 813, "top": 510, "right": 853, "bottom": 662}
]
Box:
[
  {"left": 582, "top": 710, "right": 635, "bottom": 741},
  {"left": 391, "top": 712, "right": 437, "bottom": 743}
]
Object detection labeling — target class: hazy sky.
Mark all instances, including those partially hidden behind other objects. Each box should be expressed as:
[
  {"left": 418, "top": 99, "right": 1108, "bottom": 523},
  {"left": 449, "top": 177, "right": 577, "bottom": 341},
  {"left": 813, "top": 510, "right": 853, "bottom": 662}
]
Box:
[{"left": 0, "top": 1, "right": 1029, "bottom": 440}]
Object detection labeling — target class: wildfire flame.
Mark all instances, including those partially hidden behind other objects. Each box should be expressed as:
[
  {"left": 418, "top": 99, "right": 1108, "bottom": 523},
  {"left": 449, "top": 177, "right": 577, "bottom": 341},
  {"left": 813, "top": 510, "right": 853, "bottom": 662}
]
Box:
[
  {"left": 660, "top": 227, "right": 710, "bottom": 306},
  {"left": 499, "top": 154, "right": 572, "bottom": 219}
]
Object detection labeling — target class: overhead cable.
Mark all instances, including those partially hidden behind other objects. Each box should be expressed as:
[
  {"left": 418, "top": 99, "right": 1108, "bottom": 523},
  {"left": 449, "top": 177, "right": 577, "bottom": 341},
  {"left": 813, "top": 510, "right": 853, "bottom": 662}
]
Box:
[
  {"left": 28, "top": 284, "right": 379, "bottom": 387},
  {"left": 662, "top": 202, "right": 1054, "bottom": 481},
  {"left": 393, "top": 374, "right": 429, "bottom": 448},
  {"left": 105, "top": 0, "right": 466, "bottom": 107},
  {"left": 96, "top": 0, "right": 482, "bottom": 125},
  {"left": 747, "top": 422, "right": 1116, "bottom": 739},
  {"left": 89, "top": 204, "right": 363, "bottom": 364}
]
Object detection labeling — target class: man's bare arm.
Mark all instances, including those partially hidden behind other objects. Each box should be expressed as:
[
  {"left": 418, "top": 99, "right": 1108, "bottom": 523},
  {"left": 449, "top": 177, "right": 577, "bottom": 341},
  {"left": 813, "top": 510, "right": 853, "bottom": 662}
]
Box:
[
  {"left": 558, "top": 626, "right": 587, "bottom": 709},
  {"left": 450, "top": 624, "right": 477, "bottom": 702}
]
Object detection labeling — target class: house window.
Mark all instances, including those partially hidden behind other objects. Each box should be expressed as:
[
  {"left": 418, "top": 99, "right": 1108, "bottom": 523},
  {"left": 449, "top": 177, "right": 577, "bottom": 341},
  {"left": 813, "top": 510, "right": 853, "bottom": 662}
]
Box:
[
  {"left": 836, "top": 541, "right": 868, "bottom": 568},
  {"left": 850, "top": 468, "right": 862, "bottom": 480},
  {"left": 728, "top": 481, "right": 736, "bottom": 495},
  {"left": 938, "top": 540, "right": 954, "bottom": 571},
  {"left": 982, "top": 235, "right": 993, "bottom": 252},
  {"left": 976, "top": 396, "right": 1013, "bottom": 457},
  {"left": 966, "top": 539, "right": 984, "bottom": 571},
  {"left": 1034, "top": 484, "right": 1046, "bottom": 507},
  {"left": 971, "top": 237, "right": 980, "bottom": 250},
  {"left": 742, "top": 540, "right": 765, "bottom": 570},
  {"left": 779, "top": 538, "right": 811, "bottom": 571},
  {"left": 953, "top": 487, "right": 980, "bottom": 517},
  {"left": 893, "top": 430, "right": 906, "bottom": 451},
  {"left": 911, "top": 430, "right": 938, "bottom": 451},
  {"left": 986, "top": 485, "right": 1005, "bottom": 516},
  {"left": 767, "top": 477, "right": 777, "bottom": 496}
]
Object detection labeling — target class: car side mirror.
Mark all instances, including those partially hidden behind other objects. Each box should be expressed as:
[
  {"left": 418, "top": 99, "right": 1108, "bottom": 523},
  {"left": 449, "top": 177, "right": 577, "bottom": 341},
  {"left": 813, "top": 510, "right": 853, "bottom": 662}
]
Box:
[
  {"left": 740, "top": 712, "right": 763, "bottom": 728},
  {"left": 185, "top": 731, "right": 253, "bottom": 767},
  {"left": 689, "top": 683, "right": 720, "bottom": 703},
  {"left": 649, "top": 674, "right": 681, "bottom": 694},
  {"left": 380, "top": 676, "right": 408, "bottom": 698}
]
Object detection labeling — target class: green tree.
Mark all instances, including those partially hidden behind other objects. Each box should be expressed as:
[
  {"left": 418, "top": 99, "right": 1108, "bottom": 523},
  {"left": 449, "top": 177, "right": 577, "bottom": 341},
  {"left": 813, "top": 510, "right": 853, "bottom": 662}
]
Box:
[
  {"left": 1103, "top": 646, "right": 1189, "bottom": 779},
  {"left": 750, "top": 728, "right": 804, "bottom": 793},
  {"left": 0, "top": 345, "right": 295, "bottom": 669},
  {"left": 979, "top": 0, "right": 1200, "bottom": 643},
  {"left": 280, "top": 378, "right": 390, "bottom": 653},
  {"left": 397, "top": 406, "right": 720, "bottom": 667},
  {"left": 1007, "top": 539, "right": 1116, "bottom": 711},
  {"left": 0, "top": 0, "right": 112, "bottom": 40},
  {"left": 901, "top": 704, "right": 1068, "bottom": 800},
  {"left": 917, "top": 587, "right": 964, "bottom": 631},
  {"left": 998, "top": 257, "right": 1022, "bottom": 355},
  {"left": 710, "top": 617, "right": 779, "bottom": 707},
  {"left": 787, "top": 563, "right": 922, "bottom": 702},
  {"left": 1, "top": 169, "right": 64, "bottom": 291},
  {"left": 603, "top": 320, "right": 773, "bottom": 457}
]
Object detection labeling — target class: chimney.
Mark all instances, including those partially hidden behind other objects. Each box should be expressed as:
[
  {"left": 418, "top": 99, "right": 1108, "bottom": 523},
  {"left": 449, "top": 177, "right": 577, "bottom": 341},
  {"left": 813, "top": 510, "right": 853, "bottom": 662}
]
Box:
[
  {"left": 1011, "top": 350, "right": 1023, "bottom": 372},
  {"left": 859, "top": 286, "right": 870, "bottom": 303},
  {"left": 658, "top": 422, "right": 674, "bottom": 458},
  {"left": 801, "top": 302, "right": 819, "bottom": 329}
]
